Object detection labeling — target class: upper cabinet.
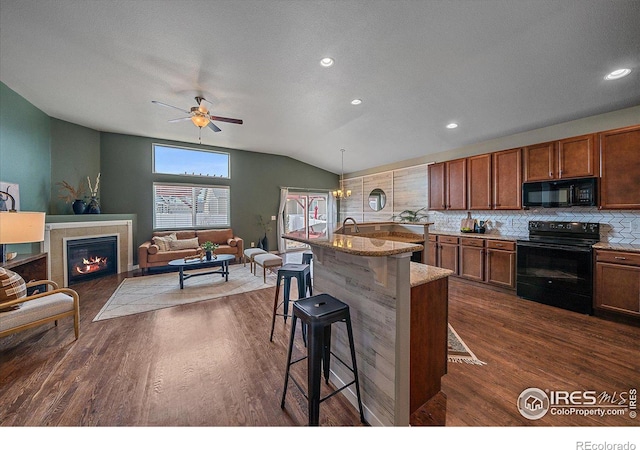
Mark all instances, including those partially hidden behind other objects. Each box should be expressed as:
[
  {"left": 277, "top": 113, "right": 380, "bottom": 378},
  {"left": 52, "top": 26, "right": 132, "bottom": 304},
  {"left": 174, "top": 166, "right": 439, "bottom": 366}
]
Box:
[
  {"left": 599, "top": 125, "right": 640, "bottom": 210},
  {"left": 428, "top": 159, "right": 467, "bottom": 210},
  {"left": 467, "top": 149, "right": 522, "bottom": 210},
  {"left": 467, "top": 154, "right": 492, "bottom": 210},
  {"left": 523, "top": 134, "right": 597, "bottom": 182}
]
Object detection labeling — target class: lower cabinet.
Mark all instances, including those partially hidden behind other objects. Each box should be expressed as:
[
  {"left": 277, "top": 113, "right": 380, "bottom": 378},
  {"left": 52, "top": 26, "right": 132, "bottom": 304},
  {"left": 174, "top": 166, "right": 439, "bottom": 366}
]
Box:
[
  {"left": 486, "top": 241, "right": 516, "bottom": 289},
  {"left": 595, "top": 250, "right": 640, "bottom": 319},
  {"left": 430, "top": 234, "right": 516, "bottom": 290}
]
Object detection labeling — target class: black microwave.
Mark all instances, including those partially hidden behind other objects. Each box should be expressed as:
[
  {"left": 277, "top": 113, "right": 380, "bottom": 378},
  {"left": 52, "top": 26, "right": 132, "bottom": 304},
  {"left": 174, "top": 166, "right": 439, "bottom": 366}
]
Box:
[{"left": 522, "top": 177, "right": 597, "bottom": 208}]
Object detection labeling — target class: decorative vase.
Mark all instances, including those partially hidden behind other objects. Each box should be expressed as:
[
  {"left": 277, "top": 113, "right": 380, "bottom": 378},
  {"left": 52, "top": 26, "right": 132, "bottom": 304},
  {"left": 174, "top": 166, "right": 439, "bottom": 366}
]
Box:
[
  {"left": 261, "top": 234, "right": 269, "bottom": 252},
  {"left": 84, "top": 196, "right": 101, "bottom": 214},
  {"left": 72, "top": 199, "right": 86, "bottom": 215},
  {"left": 206, "top": 250, "right": 212, "bottom": 261}
]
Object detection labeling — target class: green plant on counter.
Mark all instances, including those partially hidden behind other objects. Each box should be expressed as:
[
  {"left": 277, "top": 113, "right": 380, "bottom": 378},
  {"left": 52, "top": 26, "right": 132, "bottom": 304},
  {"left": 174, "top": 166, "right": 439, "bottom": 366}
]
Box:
[{"left": 391, "top": 207, "right": 429, "bottom": 223}]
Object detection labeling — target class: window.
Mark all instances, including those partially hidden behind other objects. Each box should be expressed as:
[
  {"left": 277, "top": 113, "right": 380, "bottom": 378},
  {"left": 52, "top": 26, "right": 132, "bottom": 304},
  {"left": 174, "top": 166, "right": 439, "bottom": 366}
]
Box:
[
  {"left": 153, "top": 144, "right": 230, "bottom": 178},
  {"left": 153, "top": 183, "right": 230, "bottom": 229}
]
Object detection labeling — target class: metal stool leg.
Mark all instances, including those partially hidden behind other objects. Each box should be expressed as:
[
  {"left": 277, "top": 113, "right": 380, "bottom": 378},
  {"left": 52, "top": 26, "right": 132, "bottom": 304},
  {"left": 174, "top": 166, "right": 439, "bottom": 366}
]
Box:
[
  {"left": 322, "top": 324, "right": 331, "bottom": 384},
  {"left": 307, "top": 321, "right": 323, "bottom": 426},
  {"left": 270, "top": 273, "right": 284, "bottom": 341},
  {"left": 346, "top": 311, "right": 366, "bottom": 423},
  {"left": 281, "top": 315, "right": 298, "bottom": 408}
]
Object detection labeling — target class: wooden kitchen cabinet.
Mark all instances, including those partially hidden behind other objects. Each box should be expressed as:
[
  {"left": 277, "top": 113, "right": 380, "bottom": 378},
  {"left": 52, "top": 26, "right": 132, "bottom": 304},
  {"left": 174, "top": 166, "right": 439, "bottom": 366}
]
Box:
[
  {"left": 437, "top": 236, "right": 459, "bottom": 275},
  {"left": 523, "top": 134, "right": 596, "bottom": 182},
  {"left": 427, "top": 235, "right": 438, "bottom": 267},
  {"left": 485, "top": 240, "right": 516, "bottom": 289},
  {"left": 428, "top": 159, "right": 467, "bottom": 210},
  {"left": 493, "top": 148, "right": 522, "bottom": 210},
  {"left": 467, "top": 154, "right": 492, "bottom": 210},
  {"left": 595, "top": 250, "right": 640, "bottom": 318},
  {"left": 599, "top": 125, "right": 640, "bottom": 210},
  {"left": 459, "top": 237, "right": 485, "bottom": 282},
  {"left": 428, "top": 162, "right": 446, "bottom": 210}
]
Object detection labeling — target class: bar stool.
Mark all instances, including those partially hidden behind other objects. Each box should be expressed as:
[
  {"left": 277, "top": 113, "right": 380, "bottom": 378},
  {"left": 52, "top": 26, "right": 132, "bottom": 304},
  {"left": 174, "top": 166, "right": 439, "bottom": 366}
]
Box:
[
  {"left": 280, "top": 294, "right": 366, "bottom": 426},
  {"left": 302, "top": 251, "right": 313, "bottom": 294},
  {"left": 269, "top": 263, "right": 311, "bottom": 342}
]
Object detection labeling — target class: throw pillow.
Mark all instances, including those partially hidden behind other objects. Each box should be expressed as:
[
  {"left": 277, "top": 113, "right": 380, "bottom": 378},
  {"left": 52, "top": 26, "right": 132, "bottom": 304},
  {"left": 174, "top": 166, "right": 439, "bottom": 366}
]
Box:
[
  {"left": 152, "top": 233, "right": 177, "bottom": 251},
  {"left": 168, "top": 237, "right": 200, "bottom": 251},
  {"left": 0, "top": 267, "right": 27, "bottom": 312}
]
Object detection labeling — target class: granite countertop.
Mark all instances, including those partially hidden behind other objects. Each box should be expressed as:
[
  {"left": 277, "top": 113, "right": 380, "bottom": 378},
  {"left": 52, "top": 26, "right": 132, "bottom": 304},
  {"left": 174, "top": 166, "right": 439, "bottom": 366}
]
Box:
[
  {"left": 592, "top": 242, "right": 640, "bottom": 253},
  {"left": 283, "top": 232, "right": 423, "bottom": 257},
  {"left": 409, "top": 262, "right": 453, "bottom": 287},
  {"left": 429, "top": 229, "right": 525, "bottom": 241},
  {"left": 350, "top": 231, "right": 425, "bottom": 243}
]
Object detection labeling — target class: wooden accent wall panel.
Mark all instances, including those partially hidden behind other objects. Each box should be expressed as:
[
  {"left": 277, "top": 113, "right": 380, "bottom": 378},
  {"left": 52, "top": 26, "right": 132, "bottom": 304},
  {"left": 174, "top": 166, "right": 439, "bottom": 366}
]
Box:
[
  {"left": 340, "top": 177, "right": 364, "bottom": 220},
  {"left": 393, "top": 165, "right": 427, "bottom": 213},
  {"left": 363, "top": 172, "right": 393, "bottom": 220}
]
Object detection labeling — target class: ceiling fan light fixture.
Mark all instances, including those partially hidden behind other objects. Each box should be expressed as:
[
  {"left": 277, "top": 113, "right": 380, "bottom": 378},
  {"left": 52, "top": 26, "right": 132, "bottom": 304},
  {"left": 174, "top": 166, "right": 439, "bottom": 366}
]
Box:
[{"left": 191, "top": 114, "right": 210, "bottom": 128}]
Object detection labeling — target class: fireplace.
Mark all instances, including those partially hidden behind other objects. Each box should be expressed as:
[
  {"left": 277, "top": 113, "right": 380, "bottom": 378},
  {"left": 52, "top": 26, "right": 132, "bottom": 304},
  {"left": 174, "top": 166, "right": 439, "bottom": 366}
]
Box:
[{"left": 66, "top": 235, "right": 118, "bottom": 285}]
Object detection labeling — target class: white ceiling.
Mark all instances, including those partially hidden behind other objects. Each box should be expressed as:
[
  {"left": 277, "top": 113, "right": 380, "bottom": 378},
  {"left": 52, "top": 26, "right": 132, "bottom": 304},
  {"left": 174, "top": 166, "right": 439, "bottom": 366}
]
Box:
[{"left": 1, "top": 0, "right": 639, "bottom": 174}]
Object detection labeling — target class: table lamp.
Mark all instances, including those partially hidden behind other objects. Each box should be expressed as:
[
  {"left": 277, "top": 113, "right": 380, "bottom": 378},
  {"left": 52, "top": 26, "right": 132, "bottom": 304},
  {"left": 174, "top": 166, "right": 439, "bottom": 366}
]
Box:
[{"left": 0, "top": 190, "right": 46, "bottom": 263}]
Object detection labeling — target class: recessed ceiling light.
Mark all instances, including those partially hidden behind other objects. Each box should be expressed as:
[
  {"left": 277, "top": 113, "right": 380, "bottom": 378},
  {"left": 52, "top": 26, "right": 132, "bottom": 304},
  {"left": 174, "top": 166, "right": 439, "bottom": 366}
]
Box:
[
  {"left": 446, "top": 122, "right": 458, "bottom": 129},
  {"left": 320, "top": 57, "right": 334, "bottom": 67},
  {"left": 605, "top": 68, "right": 631, "bottom": 80},
  {"left": 351, "top": 99, "right": 362, "bottom": 105}
]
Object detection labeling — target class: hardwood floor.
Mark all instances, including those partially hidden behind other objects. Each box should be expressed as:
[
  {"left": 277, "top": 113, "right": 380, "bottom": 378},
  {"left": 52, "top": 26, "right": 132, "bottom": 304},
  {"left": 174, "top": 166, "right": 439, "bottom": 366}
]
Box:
[{"left": 1, "top": 267, "right": 639, "bottom": 429}]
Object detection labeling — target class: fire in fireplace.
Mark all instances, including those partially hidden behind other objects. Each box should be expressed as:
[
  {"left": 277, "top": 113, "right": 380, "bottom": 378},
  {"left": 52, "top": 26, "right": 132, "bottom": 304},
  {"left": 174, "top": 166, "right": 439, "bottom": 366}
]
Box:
[{"left": 66, "top": 235, "right": 117, "bottom": 285}]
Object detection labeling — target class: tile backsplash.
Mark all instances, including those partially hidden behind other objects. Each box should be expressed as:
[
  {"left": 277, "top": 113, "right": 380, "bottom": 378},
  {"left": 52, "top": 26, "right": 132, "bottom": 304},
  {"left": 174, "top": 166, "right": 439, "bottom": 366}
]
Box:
[{"left": 428, "top": 208, "right": 640, "bottom": 244}]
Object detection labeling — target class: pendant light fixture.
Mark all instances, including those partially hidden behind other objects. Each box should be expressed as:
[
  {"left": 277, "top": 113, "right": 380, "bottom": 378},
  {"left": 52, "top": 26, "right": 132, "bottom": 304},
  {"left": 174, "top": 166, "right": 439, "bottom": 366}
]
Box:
[{"left": 332, "top": 149, "right": 351, "bottom": 199}]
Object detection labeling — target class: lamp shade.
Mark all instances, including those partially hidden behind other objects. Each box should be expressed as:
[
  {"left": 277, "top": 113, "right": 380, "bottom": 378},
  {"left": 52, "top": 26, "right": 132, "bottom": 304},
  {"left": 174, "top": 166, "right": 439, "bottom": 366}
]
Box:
[{"left": 0, "top": 212, "right": 46, "bottom": 244}]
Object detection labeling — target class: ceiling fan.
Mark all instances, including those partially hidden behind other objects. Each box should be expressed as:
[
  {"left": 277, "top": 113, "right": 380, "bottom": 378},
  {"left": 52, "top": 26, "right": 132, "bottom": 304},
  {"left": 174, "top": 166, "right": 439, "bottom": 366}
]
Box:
[{"left": 152, "top": 96, "right": 243, "bottom": 141}]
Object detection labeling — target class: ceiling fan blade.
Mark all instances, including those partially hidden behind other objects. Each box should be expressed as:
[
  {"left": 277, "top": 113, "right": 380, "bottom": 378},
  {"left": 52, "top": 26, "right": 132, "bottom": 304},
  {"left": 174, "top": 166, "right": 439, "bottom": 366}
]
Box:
[
  {"left": 152, "top": 100, "right": 190, "bottom": 114},
  {"left": 209, "top": 115, "right": 243, "bottom": 125},
  {"left": 207, "top": 122, "right": 222, "bottom": 132},
  {"left": 168, "top": 117, "right": 192, "bottom": 123}
]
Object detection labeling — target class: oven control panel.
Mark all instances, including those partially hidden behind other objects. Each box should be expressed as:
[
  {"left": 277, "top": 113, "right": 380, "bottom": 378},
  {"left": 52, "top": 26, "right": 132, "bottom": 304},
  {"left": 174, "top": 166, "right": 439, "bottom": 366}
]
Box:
[{"left": 528, "top": 221, "right": 599, "bottom": 234}]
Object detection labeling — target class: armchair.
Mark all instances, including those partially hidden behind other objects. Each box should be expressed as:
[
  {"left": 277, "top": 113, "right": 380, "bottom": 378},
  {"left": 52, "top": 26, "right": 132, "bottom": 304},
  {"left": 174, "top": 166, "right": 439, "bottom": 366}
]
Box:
[{"left": 0, "top": 280, "right": 80, "bottom": 339}]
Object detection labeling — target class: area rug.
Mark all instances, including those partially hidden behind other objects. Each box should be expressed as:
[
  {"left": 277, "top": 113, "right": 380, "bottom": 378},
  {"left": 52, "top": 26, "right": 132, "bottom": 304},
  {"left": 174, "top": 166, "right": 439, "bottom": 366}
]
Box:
[
  {"left": 448, "top": 325, "right": 486, "bottom": 365},
  {"left": 93, "top": 264, "right": 277, "bottom": 321}
]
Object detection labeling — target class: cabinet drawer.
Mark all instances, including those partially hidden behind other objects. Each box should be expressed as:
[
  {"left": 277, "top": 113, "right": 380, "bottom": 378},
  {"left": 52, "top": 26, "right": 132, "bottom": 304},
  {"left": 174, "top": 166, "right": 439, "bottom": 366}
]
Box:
[
  {"left": 486, "top": 240, "right": 515, "bottom": 251},
  {"left": 438, "top": 236, "right": 459, "bottom": 245},
  {"left": 596, "top": 250, "right": 640, "bottom": 267},
  {"left": 460, "top": 237, "right": 485, "bottom": 247},
  {"left": 428, "top": 235, "right": 437, "bottom": 242}
]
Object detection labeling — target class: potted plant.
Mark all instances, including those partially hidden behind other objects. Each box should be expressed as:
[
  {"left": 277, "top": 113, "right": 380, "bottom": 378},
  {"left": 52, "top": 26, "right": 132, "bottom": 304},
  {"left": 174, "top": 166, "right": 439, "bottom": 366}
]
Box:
[
  {"left": 390, "top": 207, "right": 429, "bottom": 223},
  {"left": 57, "top": 180, "right": 86, "bottom": 214},
  {"left": 257, "top": 215, "right": 273, "bottom": 251},
  {"left": 202, "top": 241, "right": 219, "bottom": 260}
]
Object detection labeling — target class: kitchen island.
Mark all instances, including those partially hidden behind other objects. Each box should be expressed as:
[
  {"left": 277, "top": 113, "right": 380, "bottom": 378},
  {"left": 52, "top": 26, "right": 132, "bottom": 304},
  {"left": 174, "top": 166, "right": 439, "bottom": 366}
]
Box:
[{"left": 283, "top": 230, "right": 451, "bottom": 426}]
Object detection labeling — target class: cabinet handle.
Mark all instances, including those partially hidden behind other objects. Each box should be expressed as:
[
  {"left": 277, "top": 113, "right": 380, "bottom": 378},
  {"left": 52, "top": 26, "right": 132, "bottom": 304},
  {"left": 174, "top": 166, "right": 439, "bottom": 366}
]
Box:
[
  {"left": 559, "top": 170, "right": 563, "bottom": 176},
  {"left": 442, "top": 204, "right": 446, "bottom": 208},
  {"left": 495, "top": 243, "right": 503, "bottom": 247},
  {"left": 549, "top": 171, "right": 553, "bottom": 177},
  {"left": 614, "top": 256, "right": 627, "bottom": 260}
]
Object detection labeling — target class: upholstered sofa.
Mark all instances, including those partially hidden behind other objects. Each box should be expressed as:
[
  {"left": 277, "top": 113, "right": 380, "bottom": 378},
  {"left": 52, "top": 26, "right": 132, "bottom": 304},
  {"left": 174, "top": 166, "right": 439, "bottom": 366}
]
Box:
[{"left": 138, "top": 229, "right": 244, "bottom": 274}]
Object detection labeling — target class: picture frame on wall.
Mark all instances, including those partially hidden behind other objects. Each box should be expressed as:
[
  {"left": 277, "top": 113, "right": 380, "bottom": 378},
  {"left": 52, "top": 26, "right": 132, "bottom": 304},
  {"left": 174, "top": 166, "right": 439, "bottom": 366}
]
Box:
[{"left": 0, "top": 181, "right": 20, "bottom": 211}]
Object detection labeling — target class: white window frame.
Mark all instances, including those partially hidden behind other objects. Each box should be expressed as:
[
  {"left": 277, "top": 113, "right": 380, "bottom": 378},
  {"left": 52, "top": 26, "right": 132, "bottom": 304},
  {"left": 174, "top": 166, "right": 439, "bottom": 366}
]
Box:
[
  {"left": 152, "top": 143, "right": 231, "bottom": 179},
  {"left": 153, "top": 183, "right": 231, "bottom": 229}
]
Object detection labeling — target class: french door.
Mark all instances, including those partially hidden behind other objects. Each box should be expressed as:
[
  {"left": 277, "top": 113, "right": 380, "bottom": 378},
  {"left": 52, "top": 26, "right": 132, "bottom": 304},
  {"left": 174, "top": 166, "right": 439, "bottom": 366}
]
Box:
[{"left": 284, "top": 193, "right": 328, "bottom": 251}]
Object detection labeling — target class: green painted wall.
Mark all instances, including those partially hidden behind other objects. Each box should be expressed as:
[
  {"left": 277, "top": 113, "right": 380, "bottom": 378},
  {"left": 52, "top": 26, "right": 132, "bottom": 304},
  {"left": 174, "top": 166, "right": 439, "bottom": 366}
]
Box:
[
  {"left": 99, "top": 133, "right": 338, "bottom": 261},
  {"left": 0, "top": 82, "right": 51, "bottom": 255},
  {"left": 50, "top": 118, "right": 101, "bottom": 214},
  {"left": 0, "top": 82, "right": 51, "bottom": 212}
]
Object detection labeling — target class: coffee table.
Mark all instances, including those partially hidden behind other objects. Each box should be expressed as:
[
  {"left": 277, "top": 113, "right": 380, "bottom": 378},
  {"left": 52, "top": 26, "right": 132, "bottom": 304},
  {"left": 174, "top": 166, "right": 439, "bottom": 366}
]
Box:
[{"left": 168, "top": 254, "right": 235, "bottom": 289}]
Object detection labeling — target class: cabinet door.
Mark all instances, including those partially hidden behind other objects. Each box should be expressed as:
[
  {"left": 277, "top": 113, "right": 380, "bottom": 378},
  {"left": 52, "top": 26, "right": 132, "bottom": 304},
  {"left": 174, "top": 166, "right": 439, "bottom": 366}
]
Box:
[
  {"left": 595, "top": 262, "right": 640, "bottom": 317},
  {"left": 446, "top": 158, "right": 467, "bottom": 210},
  {"left": 486, "top": 249, "right": 515, "bottom": 289},
  {"left": 427, "top": 237, "right": 438, "bottom": 267},
  {"left": 439, "top": 243, "right": 459, "bottom": 275},
  {"left": 460, "top": 245, "right": 484, "bottom": 281},
  {"left": 467, "top": 154, "right": 492, "bottom": 210},
  {"left": 557, "top": 133, "right": 597, "bottom": 179},
  {"left": 523, "top": 141, "right": 556, "bottom": 182},
  {"left": 428, "top": 163, "right": 446, "bottom": 210},
  {"left": 599, "top": 125, "right": 640, "bottom": 209},
  {"left": 493, "top": 148, "right": 522, "bottom": 210}
]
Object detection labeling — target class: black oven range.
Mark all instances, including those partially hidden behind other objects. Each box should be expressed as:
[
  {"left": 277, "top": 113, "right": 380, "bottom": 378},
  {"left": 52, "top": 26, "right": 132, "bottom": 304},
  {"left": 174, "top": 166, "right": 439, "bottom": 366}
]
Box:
[{"left": 516, "top": 221, "right": 600, "bottom": 315}]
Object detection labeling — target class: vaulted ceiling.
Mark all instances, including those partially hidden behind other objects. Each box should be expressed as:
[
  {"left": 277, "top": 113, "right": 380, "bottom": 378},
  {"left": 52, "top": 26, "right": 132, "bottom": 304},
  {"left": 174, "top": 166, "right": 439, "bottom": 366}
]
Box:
[{"left": 1, "top": 0, "right": 639, "bottom": 174}]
